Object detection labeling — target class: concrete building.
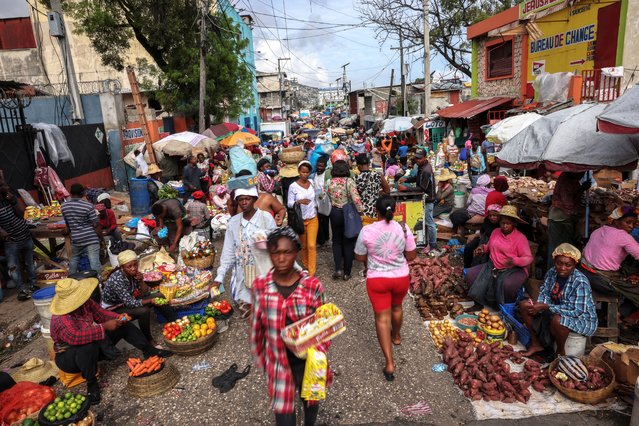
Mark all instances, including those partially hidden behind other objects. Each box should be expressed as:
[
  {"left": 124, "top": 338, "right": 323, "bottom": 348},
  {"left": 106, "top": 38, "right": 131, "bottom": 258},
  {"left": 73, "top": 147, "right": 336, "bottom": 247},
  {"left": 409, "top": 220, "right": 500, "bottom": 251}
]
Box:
[{"left": 256, "top": 71, "right": 288, "bottom": 120}]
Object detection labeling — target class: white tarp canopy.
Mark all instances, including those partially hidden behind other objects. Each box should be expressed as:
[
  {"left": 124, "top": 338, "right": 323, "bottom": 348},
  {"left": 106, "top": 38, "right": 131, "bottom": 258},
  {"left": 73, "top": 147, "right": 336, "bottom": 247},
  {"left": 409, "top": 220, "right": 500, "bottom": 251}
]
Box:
[
  {"left": 496, "top": 103, "right": 639, "bottom": 171},
  {"left": 597, "top": 84, "right": 639, "bottom": 134},
  {"left": 380, "top": 117, "right": 413, "bottom": 134},
  {"left": 486, "top": 113, "right": 543, "bottom": 144}
]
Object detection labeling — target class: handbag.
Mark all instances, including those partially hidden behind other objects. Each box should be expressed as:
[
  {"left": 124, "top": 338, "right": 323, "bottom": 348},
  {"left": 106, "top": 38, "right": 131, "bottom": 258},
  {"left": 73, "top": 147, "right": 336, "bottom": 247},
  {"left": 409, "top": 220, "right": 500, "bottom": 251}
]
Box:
[
  {"left": 343, "top": 179, "right": 362, "bottom": 239},
  {"left": 288, "top": 203, "right": 305, "bottom": 235}
]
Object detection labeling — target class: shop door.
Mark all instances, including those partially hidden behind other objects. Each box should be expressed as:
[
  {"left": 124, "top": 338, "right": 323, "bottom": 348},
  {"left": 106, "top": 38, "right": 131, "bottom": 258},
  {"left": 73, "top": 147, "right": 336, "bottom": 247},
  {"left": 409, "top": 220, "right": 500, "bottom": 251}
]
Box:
[{"left": 594, "top": 2, "right": 621, "bottom": 69}]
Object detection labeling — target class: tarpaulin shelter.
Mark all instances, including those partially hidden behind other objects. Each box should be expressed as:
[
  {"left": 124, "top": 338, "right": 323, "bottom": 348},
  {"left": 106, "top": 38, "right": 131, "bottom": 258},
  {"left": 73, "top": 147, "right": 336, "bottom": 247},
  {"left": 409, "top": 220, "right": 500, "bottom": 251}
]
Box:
[
  {"left": 496, "top": 103, "right": 639, "bottom": 172},
  {"left": 597, "top": 84, "right": 639, "bottom": 134},
  {"left": 486, "top": 113, "right": 543, "bottom": 144}
]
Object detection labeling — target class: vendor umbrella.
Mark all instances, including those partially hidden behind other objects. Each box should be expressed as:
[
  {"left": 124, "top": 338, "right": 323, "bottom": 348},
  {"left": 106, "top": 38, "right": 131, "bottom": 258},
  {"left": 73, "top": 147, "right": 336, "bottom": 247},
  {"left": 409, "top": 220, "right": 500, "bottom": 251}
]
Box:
[
  {"left": 597, "top": 84, "right": 639, "bottom": 134},
  {"left": 496, "top": 103, "right": 639, "bottom": 172},
  {"left": 220, "top": 131, "right": 260, "bottom": 147},
  {"left": 380, "top": 117, "right": 413, "bottom": 134},
  {"left": 208, "top": 123, "right": 241, "bottom": 140},
  {"left": 154, "top": 131, "right": 217, "bottom": 157},
  {"left": 485, "top": 113, "right": 543, "bottom": 144}
]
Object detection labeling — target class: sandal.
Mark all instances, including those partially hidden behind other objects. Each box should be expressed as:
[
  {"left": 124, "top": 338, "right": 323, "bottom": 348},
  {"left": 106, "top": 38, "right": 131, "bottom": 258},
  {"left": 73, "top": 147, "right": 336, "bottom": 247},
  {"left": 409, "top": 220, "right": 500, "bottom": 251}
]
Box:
[
  {"left": 238, "top": 303, "right": 251, "bottom": 319},
  {"left": 383, "top": 369, "right": 395, "bottom": 381}
]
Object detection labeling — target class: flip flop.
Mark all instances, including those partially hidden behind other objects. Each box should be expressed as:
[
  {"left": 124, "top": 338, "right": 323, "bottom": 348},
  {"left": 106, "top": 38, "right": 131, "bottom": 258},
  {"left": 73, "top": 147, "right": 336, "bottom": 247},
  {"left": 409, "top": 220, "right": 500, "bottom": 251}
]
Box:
[
  {"left": 383, "top": 369, "right": 395, "bottom": 382},
  {"left": 212, "top": 363, "right": 238, "bottom": 388}
]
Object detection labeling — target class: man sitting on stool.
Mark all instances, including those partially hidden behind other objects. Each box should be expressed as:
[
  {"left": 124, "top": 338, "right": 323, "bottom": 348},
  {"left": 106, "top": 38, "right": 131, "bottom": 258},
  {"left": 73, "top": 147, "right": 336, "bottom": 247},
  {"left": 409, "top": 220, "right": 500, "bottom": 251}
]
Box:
[{"left": 50, "top": 277, "right": 172, "bottom": 405}]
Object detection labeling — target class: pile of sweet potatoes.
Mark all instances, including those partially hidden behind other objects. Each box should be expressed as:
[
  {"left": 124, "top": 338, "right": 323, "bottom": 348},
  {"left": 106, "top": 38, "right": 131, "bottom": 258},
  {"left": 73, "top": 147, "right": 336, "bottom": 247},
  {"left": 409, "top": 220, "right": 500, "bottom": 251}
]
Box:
[
  {"left": 409, "top": 255, "right": 464, "bottom": 297},
  {"left": 441, "top": 332, "right": 552, "bottom": 403},
  {"left": 552, "top": 365, "right": 611, "bottom": 391}
]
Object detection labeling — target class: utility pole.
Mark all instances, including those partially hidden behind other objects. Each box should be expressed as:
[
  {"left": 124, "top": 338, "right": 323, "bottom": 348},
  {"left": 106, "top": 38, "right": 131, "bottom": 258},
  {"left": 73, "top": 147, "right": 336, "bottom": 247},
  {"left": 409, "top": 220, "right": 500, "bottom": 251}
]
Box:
[
  {"left": 423, "top": 0, "right": 431, "bottom": 117},
  {"left": 50, "top": 0, "right": 84, "bottom": 122},
  {"left": 400, "top": 33, "right": 407, "bottom": 116},
  {"left": 386, "top": 68, "right": 394, "bottom": 119},
  {"left": 341, "top": 63, "right": 350, "bottom": 113},
  {"left": 198, "top": 0, "right": 209, "bottom": 133},
  {"left": 278, "top": 57, "right": 290, "bottom": 117}
]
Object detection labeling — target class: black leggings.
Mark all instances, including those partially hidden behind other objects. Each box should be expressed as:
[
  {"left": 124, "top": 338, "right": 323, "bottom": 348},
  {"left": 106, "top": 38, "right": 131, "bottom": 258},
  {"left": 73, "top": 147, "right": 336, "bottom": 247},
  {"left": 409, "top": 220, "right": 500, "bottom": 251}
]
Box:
[
  {"left": 274, "top": 351, "right": 320, "bottom": 426},
  {"left": 115, "top": 304, "right": 176, "bottom": 342},
  {"left": 329, "top": 207, "right": 356, "bottom": 275}
]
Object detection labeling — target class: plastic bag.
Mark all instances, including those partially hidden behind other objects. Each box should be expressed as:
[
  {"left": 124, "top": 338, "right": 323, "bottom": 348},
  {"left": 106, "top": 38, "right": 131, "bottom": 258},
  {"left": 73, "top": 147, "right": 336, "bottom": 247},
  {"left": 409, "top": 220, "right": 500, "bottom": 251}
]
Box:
[
  {"left": 32, "top": 123, "right": 75, "bottom": 166},
  {"left": 136, "top": 221, "right": 151, "bottom": 241},
  {"left": 229, "top": 145, "right": 257, "bottom": 177},
  {"left": 0, "top": 382, "right": 55, "bottom": 425},
  {"left": 301, "top": 347, "right": 328, "bottom": 401}
]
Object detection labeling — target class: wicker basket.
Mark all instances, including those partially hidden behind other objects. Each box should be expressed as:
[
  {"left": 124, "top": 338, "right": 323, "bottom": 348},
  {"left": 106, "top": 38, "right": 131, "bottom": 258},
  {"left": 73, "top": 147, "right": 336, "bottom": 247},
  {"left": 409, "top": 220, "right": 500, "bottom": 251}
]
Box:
[
  {"left": 164, "top": 324, "right": 218, "bottom": 356},
  {"left": 181, "top": 252, "right": 215, "bottom": 269},
  {"left": 549, "top": 355, "right": 616, "bottom": 405},
  {"left": 280, "top": 150, "right": 305, "bottom": 164},
  {"left": 127, "top": 362, "right": 180, "bottom": 398}
]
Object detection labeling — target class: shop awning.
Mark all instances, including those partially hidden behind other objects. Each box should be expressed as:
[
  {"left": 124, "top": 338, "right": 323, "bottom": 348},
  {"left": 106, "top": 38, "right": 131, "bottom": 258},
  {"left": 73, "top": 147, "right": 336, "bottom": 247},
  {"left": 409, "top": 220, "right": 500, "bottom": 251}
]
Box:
[{"left": 436, "top": 97, "right": 514, "bottom": 119}]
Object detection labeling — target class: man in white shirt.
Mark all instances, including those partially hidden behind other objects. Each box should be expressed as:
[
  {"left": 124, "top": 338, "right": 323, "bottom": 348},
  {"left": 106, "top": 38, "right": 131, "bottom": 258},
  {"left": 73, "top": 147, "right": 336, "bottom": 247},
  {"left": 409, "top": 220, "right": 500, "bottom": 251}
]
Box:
[{"left": 133, "top": 146, "right": 149, "bottom": 177}]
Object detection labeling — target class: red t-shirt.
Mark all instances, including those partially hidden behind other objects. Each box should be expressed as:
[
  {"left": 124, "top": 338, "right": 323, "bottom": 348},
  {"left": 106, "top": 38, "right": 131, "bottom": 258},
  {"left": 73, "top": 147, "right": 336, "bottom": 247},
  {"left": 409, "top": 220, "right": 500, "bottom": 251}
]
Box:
[
  {"left": 484, "top": 190, "right": 507, "bottom": 215},
  {"left": 99, "top": 209, "right": 117, "bottom": 232}
]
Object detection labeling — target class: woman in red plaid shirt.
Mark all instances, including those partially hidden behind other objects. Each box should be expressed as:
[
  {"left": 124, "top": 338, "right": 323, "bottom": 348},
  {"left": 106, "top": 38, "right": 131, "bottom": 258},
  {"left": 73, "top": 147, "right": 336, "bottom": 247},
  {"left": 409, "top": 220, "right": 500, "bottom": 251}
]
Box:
[{"left": 250, "top": 227, "right": 331, "bottom": 426}]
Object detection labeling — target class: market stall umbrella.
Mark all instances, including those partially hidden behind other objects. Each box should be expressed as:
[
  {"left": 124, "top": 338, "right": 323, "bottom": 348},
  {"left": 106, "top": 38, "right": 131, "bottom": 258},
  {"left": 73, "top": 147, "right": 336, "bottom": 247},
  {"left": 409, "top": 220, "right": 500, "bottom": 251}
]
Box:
[
  {"left": 154, "top": 131, "right": 218, "bottom": 156},
  {"left": 380, "top": 117, "right": 413, "bottom": 134},
  {"left": 597, "top": 84, "right": 639, "bottom": 134},
  {"left": 485, "top": 113, "right": 543, "bottom": 144},
  {"left": 241, "top": 127, "right": 257, "bottom": 135},
  {"left": 208, "top": 122, "right": 241, "bottom": 140},
  {"left": 220, "top": 131, "right": 260, "bottom": 147},
  {"left": 496, "top": 103, "right": 639, "bottom": 172}
]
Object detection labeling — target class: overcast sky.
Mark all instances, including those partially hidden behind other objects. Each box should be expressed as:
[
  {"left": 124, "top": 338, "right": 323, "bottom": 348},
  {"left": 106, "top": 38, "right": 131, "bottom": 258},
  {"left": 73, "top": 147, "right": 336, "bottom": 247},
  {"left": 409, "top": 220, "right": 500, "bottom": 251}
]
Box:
[{"left": 237, "top": 0, "right": 452, "bottom": 90}]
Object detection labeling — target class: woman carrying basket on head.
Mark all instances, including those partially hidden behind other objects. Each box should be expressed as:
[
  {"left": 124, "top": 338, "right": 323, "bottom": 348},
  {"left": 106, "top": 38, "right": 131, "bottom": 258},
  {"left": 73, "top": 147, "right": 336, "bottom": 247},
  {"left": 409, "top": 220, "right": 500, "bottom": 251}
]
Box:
[{"left": 250, "top": 227, "right": 331, "bottom": 426}]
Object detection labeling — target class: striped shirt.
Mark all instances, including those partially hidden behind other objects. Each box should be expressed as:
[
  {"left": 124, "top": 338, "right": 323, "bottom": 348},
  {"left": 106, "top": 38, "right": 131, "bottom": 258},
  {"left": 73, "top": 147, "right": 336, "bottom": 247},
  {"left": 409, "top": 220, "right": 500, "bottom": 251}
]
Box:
[
  {"left": 0, "top": 200, "right": 30, "bottom": 242},
  {"left": 61, "top": 198, "right": 99, "bottom": 246}
]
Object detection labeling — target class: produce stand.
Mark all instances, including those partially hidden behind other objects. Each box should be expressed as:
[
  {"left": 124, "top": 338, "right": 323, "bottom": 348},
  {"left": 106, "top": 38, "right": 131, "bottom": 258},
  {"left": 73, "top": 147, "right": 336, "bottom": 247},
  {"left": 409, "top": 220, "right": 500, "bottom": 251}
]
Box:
[{"left": 30, "top": 218, "right": 71, "bottom": 261}]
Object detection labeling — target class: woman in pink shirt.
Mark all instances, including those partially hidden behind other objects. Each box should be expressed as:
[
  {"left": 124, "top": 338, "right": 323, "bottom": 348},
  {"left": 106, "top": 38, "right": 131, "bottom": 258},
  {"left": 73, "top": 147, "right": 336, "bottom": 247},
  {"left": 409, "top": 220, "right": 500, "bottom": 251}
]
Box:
[
  {"left": 354, "top": 196, "right": 417, "bottom": 381},
  {"left": 580, "top": 206, "right": 639, "bottom": 307},
  {"left": 466, "top": 205, "right": 533, "bottom": 308}
]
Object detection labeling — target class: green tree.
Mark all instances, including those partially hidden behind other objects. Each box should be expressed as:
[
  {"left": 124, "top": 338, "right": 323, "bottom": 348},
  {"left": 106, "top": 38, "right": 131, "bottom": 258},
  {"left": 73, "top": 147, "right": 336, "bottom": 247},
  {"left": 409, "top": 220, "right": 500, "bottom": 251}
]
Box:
[{"left": 65, "top": 0, "right": 252, "bottom": 122}]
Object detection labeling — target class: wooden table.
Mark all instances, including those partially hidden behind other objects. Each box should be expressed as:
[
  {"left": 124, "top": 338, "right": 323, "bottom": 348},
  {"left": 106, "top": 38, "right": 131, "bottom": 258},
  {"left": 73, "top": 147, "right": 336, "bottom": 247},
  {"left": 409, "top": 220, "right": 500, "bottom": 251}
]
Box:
[{"left": 30, "top": 217, "right": 71, "bottom": 261}]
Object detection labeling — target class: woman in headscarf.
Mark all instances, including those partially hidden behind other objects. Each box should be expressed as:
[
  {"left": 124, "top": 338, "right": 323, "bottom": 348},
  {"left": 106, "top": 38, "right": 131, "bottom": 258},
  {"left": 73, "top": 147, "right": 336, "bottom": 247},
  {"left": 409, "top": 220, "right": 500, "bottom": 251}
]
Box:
[
  {"left": 212, "top": 185, "right": 231, "bottom": 211},
  {"left": 485, "top": 176, "right": 509, "bottom": 212},
  {"left": 519, "top": 243, "right": 597, "bottom": 357},
  {"left": 465, "top": 205, "right": 533, "bottom": 308},
  {"left": 580, "top": 206, "right": 639, "bottom": 308},
  {"left": 450, "top": 174, "right": 491, "bottom": 234},
  {"left": 250, "top": 227, "right": 331, "bottom": 426},
  {"left": 101, "top": 250, "right": 176, "bottom": 347}
]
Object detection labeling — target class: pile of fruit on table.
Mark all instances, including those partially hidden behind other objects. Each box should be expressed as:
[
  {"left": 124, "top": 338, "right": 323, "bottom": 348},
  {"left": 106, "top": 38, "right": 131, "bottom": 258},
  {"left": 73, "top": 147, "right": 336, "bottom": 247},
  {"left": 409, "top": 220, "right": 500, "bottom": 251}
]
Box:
[
  {"left": 162, "top": 314, "right": 217, "bottom": 342},
  {"left": 40, "top": 393, "right": 90, "bottom": 424},
  {"left": 205, "top": 300, "right": 232, "bottom": 317}
]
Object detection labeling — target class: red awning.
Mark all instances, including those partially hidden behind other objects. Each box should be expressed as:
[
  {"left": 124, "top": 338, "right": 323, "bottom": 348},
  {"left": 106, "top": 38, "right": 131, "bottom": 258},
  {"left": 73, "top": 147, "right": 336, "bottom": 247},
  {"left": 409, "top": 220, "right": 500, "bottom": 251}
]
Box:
[{"left": 436, "top": 97, "right": 514, "bottom": 119}]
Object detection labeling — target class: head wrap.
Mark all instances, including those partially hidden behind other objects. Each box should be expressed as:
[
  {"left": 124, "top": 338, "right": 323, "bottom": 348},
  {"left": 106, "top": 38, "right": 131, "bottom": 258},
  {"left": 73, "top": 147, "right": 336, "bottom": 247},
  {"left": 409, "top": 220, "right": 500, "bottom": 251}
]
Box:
[
  {"left": 552, "top": 243, "right": 581, "bottom": 263},
  {"left": 95, "top": 203, "right": 106, "bottom": 212},
  {"left": 215, "top": 185, "right": 227, "bottom": 195},
  {"left": 493, "top": 176, "right": 509, "bottom": 192},
  {"left": 192, "top": 190, "right": 205, "bottom": 200},
  {"left": 609, "top": 205, "right": 638, "bottom": 221},
  {"left": 297, "top": 160, "right": 312, "bottom": 171},
  {"left": 234, "top": 187, "right": 259, "bottom": 199},
  {"left": 117, "top": 250, "right": 138, "bottom": 266},
  {"left": 267, "top": 226, "right": 302, "bottom": 251},
  {"left": 476, "top": 174, "right": 491, "bottom": 187},
  {"left": 486, "top": 204, "right": 503, "bottom": 213},
  {"left": 96, "top": 193, "right": 110, "bottom": 203}
]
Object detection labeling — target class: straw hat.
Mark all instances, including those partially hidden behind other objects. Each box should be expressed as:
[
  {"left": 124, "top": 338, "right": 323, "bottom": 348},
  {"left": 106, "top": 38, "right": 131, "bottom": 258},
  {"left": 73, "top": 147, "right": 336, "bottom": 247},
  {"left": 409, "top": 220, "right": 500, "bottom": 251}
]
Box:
[
  {"left": 50, "top": 278, "right": 99, "bottom": 315},
  {"left": 499, "top": 205, "right": 528, "bottom": 224},
  {"left": 436, "top": 168, "right": 456, "bottom": 182},
  {"left": 11, "top": 358, "right": 59, "bottom": 383},
  {"left": 147, "top": 164, "right": 162, "bottom": 175}
]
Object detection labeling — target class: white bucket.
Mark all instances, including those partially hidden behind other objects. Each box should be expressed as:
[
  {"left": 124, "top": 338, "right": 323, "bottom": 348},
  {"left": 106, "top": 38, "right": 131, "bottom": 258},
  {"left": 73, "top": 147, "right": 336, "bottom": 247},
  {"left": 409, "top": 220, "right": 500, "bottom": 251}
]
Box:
[
  {"left": 631, "top": 377, "right": 639, "bottom": 426},
  {"left": 32, "top": 287, "right": 56, "bottom": 330},
  {"left": 454, "top": 191, "right": 466, "bottom": 209},
  {"left": 564, "top": 332, "right": 587, "bottom": 356}
]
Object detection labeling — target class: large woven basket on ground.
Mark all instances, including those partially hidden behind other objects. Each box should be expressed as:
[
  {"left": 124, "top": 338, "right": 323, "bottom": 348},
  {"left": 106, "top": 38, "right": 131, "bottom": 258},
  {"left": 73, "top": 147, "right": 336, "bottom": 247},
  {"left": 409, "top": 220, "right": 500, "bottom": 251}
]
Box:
[
  {"left": 164, "top": 324, "right": 218, "bottom": 356},
  {"left": 280, "top": 149, "right": 305, "bottom": 164},
  {"left": 127, "top": 362, "right": 180, "bottom": 398},
  {"left": 181, "top": 251, "right": 215, "bottom": 269},
  {"left": 548, "top": 355, "right": 616, "bottom": 405}
]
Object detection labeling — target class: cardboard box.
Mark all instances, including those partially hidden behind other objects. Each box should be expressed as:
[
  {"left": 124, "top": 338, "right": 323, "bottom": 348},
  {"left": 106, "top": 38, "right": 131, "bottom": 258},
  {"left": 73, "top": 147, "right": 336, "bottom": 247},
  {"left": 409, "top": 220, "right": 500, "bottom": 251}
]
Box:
[{"left": 591, "top": 343, "right": 639, "bottom": 385}]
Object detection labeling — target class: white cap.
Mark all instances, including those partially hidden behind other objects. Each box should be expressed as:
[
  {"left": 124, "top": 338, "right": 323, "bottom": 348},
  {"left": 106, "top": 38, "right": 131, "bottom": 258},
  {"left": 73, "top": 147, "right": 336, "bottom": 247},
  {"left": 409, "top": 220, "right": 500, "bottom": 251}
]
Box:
[
  {"left": 97, "top": 193, "right": 110, "bottom": 202},
  {"left": 234, "top": 187, "right": 259, "bottom": 199}
]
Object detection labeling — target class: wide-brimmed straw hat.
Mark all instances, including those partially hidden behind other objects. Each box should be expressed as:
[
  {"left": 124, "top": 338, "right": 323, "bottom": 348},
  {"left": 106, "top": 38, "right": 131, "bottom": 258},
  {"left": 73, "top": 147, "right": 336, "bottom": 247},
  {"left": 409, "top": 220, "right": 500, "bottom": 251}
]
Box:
[
  {"left": 11, "top": 358, "right": 59, "bottom": 383},
  {"left": 147, "top": 164, "right": 162, "bottom": 175},
  {"left": 436, "top": 168, "right": 456, "bottom": 182},
  {"left": 50, "top": 278, "right": 99, "bottom": 315},
  {"left": 499, "top": 205, "right": 528, "bottom": 224}
]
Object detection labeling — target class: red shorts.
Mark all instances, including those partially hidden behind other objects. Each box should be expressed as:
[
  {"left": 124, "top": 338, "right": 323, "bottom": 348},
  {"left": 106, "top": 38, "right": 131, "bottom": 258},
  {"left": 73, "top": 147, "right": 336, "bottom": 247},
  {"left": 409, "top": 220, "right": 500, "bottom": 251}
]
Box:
[{"left": 366, "top": 275, "right": 410, "bottom": 313}]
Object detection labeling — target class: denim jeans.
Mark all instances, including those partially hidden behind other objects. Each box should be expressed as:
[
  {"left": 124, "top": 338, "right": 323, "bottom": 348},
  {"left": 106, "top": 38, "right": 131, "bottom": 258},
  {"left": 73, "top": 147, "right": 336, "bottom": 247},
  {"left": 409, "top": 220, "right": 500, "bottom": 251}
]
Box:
[
  {"left": 5, "top": 238, "right": 36, "bottom": 292},
  {"left": 69, "top": 243, "right": 102, "bottom": 274},
  {"left": 422, "top": 198, "right": 437, "bottom": 249}
]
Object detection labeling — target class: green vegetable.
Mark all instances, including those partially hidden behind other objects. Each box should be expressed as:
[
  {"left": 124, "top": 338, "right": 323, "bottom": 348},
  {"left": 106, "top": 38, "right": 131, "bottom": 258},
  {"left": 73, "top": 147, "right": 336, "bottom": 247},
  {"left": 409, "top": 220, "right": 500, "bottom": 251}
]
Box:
[{"left": 158, "top": 185, "right": 179, "bottom": 200}]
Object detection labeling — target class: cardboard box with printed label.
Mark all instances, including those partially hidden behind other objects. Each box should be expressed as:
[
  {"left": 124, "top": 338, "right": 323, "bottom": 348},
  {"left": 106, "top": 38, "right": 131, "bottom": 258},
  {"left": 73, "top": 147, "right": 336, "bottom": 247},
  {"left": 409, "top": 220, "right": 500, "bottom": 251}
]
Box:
[{"left": 591, "top": 343, "right": 639, "bottom": 385}]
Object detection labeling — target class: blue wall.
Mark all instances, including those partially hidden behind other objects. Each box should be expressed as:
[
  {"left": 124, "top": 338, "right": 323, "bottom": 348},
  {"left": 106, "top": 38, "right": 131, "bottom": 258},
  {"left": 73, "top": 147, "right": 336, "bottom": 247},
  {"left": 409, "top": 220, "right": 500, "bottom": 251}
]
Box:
[
  {"left": 218, "top": 0, "right": 260, "bottom": 131},
  {"left": 24, "top": 94, "right": 103, "bottom": 126}
]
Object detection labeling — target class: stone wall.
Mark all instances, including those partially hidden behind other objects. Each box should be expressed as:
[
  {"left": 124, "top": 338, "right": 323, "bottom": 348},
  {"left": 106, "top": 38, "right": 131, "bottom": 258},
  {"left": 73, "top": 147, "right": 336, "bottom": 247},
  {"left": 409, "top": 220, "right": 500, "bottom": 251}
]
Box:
[{"left": 476, "top": 35, "right": 523, "bottom": 98}]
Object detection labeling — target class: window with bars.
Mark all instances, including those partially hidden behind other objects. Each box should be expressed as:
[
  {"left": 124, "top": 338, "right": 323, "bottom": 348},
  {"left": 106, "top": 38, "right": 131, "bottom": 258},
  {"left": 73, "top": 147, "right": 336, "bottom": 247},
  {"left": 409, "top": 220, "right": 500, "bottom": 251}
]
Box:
[{"left": 486, "top": 40, "right": 513, "bottom": 79}]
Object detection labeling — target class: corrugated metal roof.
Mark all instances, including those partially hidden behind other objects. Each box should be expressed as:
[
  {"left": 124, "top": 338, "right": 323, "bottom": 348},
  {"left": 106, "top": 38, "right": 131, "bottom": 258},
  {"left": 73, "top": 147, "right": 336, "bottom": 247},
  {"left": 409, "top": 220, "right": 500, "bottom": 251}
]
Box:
[{"left": 436, "top": 97, "right": 514, "bottom": 119}]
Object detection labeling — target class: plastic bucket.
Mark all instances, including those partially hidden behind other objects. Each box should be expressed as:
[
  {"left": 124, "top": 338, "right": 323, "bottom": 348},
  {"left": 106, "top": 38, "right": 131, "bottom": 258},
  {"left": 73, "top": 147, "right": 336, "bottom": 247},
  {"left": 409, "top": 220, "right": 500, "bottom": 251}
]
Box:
[
  {"left": 129, "top": 177, "right": 151, "bottom": 216},
  {"left": 41, "top": 326, "right": 55, "bottom": 360},
  {"left": 454, "top": 191, "right": 466, "bottom": 208},
  {"left": 564, "top": 332, "right": 587, "bottom": 356},
  {"left": 32, "top": 286, "right": 56, "bottom": 330}
]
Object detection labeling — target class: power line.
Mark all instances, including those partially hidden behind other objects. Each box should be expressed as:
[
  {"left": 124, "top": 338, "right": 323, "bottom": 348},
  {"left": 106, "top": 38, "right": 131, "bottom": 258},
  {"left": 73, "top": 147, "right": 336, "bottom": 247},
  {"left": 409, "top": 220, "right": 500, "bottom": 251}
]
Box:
[
  {"left": 242, "top": 10, "right": 359, "bottom": 27},
  {"left": 281, "top": 0, "right": 290, "bottom": 53}
]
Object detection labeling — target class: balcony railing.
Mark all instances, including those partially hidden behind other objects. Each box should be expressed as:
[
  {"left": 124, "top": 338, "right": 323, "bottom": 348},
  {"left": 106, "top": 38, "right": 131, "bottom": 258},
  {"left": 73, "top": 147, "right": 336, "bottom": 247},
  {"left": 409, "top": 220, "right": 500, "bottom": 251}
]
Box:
[{"left": 581, "top": 69, "right": 622, "bottom": 103}]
